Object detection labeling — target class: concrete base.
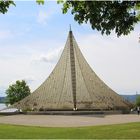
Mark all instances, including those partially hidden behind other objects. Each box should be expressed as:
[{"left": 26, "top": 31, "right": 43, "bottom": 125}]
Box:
[
  {"left": 0, "top": 110, "right": 131, "bottom": 116},
  {"left": 24, "top": 110, "right": 126, "bottom": 115}
]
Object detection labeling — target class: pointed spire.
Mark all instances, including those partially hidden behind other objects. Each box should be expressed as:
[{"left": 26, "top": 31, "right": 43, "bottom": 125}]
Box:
[{"left": 69, "top": 24, "right": 71, "bottom": 32}]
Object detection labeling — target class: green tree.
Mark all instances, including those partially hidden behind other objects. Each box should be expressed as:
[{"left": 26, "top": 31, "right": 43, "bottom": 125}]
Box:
[
  {"left": 60, "top": 1, "right": 140, "bottom": 37},
  {"left": 0, "top": 0, "right": 140, "bottom": 37},
  {"left": 6, "top": 80, "right": 31, "bottom": 105},
  {"left": 0, "top": 0, "right": 15, "bottom": 14},
  {"left": 136, "top": 95, "right": 140, "bottom": 106}
]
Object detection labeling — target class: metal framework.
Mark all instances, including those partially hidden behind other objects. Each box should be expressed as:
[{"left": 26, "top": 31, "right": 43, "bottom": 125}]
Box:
[{"left": 11, "top": 29, "right": 131, "bottom": 111}]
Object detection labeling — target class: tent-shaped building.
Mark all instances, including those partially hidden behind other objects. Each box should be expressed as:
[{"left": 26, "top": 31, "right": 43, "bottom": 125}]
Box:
[{"left": 11, "top": 29, "right": 131, "bottom": 111}]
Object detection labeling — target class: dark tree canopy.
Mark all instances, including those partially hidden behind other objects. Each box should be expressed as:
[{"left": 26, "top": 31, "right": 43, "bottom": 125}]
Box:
[
  {"left": 60, "top": 1, "right": 140, "bottom": 36},
  {"left": 6, "top": 80, "right": 31, "bottom": 105},
  {"left": 0, "top": 0, "right": 15, "bottom": 14},
  {"left": 0, "top": 0, "right": 140, "bottom": 37},
  {"left": 136, "top": 95, "right": 140, "bottom": 107}
]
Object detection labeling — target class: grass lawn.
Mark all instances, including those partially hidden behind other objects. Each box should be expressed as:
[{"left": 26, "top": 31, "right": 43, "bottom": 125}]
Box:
[{"left": 0, "top": 122, "right": 140, "bottom": 139}]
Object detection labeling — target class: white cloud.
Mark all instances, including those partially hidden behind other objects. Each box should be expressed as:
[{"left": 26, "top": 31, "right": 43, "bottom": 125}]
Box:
[
  {"left": 0, "top": 27, "right": 30, "bottom": 40},
  {"left": 23, "top": 77, "right": 35, "bottom": 84},
  {"left": 37, "top": 8, "right": 57, "bottom": 25},
  {"left": 37, "top": 2, "right": 60, "bottom": 25},
  {"left": 37, "top": 10, "right": 48, "bottom": 25},
  {"left": 0, "top": 30, "right": 12, "bottom": 39},
  {"left": 31, "top": 47, "right": 63, "bottom": 63}
]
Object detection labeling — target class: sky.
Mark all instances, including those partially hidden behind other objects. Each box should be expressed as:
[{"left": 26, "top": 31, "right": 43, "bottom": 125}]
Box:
[{"left": 0, "top": 1, "right": 140, "bottom": 96}]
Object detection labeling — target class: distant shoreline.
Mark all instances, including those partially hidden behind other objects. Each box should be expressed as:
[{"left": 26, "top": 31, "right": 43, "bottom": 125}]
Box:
[{"left": 0, "top": 97, "right": 5, "bottom": 104}]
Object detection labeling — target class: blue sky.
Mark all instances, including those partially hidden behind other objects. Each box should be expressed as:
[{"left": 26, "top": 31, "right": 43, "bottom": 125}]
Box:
[{"left": 0, "top": 1, "right": 140, "bottom": 96}]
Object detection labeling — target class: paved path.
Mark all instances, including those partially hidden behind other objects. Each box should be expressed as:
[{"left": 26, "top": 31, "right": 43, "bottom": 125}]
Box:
[{"left": 0, "top": 114, "right": 140, "bottom": 127}]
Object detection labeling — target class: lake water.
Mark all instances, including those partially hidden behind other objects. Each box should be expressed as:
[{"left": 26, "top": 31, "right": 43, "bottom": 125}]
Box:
[
  {"left": 0, "top": 103, "right": 6, "bottom": 110},
  {"left": 0, "top": 103, "right": 18, "bottom": 112}
]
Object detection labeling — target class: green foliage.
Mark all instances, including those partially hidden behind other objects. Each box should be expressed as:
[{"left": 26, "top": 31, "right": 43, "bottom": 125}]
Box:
[
  {"left": 36, "top": 0, "right": 44, "bottom": 5},
  {"left": 5, "top": 80, "right": 31, "bottom": 105},
  {"left": 59, "top": 1, "right": 140, "bottom": 37},
  {"left": 0, "top": 122, "right": 140, "bottom": 139},
  {"left": 0, "top": 0, "right": 15, "bottom": 14},
  {"left": 136, "top": 95, "right": 140, "bottom": 106},
  {"left": 57, "top": 0, "right": 64, "bottom": 4}
]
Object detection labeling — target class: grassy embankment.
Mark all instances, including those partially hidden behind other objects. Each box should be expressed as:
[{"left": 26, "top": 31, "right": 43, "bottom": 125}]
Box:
[{"left": 0, "top": 122, "right": 140, "bottom": 139}]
